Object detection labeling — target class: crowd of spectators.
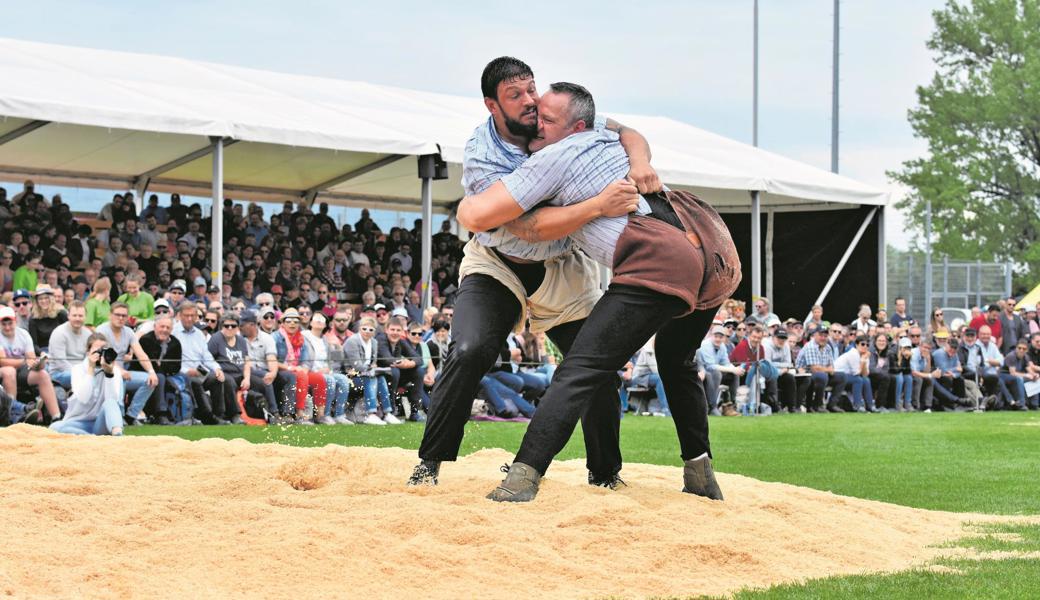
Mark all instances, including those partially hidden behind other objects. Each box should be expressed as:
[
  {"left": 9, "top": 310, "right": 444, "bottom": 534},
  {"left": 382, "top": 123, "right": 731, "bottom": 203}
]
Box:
[{"left": 2, "top": 180, "right": 1038, "bottom": 431}]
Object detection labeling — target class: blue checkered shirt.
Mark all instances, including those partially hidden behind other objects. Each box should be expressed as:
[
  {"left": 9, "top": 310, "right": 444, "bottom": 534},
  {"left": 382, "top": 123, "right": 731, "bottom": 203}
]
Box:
[
  {"left": 796, "top": 341, "right": 835, "bottom": 370},
  {"left": 499, "top": 129, "right": 650, "bottom": 266},
  {"left": 462, "top": 115, "right": 610, "bottom": 261}
]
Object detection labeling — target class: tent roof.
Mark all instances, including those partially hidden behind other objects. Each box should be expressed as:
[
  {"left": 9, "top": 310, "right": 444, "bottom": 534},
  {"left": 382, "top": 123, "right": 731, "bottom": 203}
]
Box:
[{"left": 0, "top": 37, "right": 887, "bottom": 213}]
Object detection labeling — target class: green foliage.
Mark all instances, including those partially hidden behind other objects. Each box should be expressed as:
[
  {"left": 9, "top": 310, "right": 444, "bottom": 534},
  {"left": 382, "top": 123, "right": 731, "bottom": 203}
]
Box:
[{"left": 891, "top": 0, "right": 1040, "bottom": 279}]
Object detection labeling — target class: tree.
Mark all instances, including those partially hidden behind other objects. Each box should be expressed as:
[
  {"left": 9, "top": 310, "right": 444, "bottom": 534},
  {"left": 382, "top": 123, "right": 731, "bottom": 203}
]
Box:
[{"left": 891, "top": 0, "right": 1040, "bottom": 282}]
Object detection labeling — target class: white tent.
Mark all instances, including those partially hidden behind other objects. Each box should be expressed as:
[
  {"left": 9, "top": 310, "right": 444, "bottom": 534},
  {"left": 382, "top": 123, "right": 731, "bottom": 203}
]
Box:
[{"left": 0, "top": 37, "right": 889, "bottom": 307}]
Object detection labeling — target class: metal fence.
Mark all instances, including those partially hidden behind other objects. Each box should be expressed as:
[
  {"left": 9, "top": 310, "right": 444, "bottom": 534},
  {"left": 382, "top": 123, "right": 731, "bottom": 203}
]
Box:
[{"left": 886, "top": 251, "right": 1012, "bottom": 321}]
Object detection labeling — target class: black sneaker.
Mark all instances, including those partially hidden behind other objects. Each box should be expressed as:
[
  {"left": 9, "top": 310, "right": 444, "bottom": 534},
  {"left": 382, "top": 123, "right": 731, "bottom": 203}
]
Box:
[
  {"left": 407, "top": 461, "right": 440, "bottom": 486},
  {"left": 588, "top": 471, "right": 628, "bottom": 491}
]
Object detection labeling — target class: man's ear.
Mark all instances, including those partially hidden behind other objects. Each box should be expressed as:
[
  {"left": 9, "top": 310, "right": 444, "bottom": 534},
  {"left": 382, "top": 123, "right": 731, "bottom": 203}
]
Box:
[
  {"left": 483, "top": 97, "right": 498, "bottom": 115},
  {"left": 573, "top": 120, "right": 588, "bottom": 133}
]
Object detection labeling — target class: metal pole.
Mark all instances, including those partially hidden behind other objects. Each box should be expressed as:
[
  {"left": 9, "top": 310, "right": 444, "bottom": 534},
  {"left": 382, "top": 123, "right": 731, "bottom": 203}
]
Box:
[
  {"left": 976, "top": 259, "right": 982, "bottom": 308},
  {"left": 421, "top": 176, "right": 433, "bottom": 310},
  {"left": 831, "top": 0, "right": 840, "bottom": 173},
  {"left": 942, "top": 255, "right": 949, "bottom": 308},
  {"left": 753, "top": 0, "right": 759, "bottom": 147},
  {"left": 750, "top": 190, "right": 762, "bottom": 300},
  {"left": 210, "top": 137, "right": 224, "bottom": 289},
  {"left": 908, "top": 253, "right": 914, "bottom": 318},
  {"left": 805, "top": 207, "right": 877, "bottom": 321},
  {"left": 925, "top": 199, "right": 933, "bottom": 316},
  {"left": 1005, "top": 261, "right": 1013, "bottom": 299},
  {"left": 878, "top": 206, "right": 887, "bottom": 311}
]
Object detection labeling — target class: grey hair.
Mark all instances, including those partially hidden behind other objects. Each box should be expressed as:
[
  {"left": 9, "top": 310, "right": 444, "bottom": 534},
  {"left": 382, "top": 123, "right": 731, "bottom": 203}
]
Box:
[{"left": 548, "top": 82, "right": 596, "bottom": 129}]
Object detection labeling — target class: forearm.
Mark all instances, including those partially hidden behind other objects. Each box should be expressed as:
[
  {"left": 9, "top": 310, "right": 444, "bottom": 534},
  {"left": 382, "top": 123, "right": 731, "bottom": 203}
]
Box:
[
  {"left": 504, "top": 202, "right": 601, "bottom": 243},
  {"left": 609, "top": 118, "right": 651, "bottom": 164}
]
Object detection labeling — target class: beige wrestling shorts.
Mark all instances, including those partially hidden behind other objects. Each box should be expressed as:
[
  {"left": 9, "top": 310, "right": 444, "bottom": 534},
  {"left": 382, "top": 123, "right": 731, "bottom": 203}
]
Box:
[{"left": 457, "top": 238, "right": 602, "bottom": 333}]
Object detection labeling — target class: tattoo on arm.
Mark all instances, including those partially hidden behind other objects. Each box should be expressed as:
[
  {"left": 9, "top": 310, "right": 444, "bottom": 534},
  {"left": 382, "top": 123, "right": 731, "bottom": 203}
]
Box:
[
  {"left": 506, "top": 211, "right": 540, "bottom": 242},
  {"left": 603, "top": 117, "right": 624, "bottom": 134}
]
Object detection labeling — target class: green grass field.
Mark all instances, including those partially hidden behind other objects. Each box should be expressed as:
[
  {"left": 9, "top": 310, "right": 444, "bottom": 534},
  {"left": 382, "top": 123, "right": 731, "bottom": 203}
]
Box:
[{"left": 128, "top": 411, "right": 1040, "bottom": 598}]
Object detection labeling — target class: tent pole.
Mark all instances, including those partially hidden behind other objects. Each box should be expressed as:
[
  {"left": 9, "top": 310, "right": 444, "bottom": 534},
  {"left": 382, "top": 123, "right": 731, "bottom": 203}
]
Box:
[
  {"left": 878, "top": 205, "right": 887, "bottom": 312},
  {"left": 421, "top": 175, "right": 433, "bottom": 310},
  {"left": 805, "top": 206, "right": 877, "bottom": 321},
  {"left": 750, "top": 190, "right": 762, "bottom": 300},
  {"left": 210, "top": 137, "right": 224, "bottom": 290}
]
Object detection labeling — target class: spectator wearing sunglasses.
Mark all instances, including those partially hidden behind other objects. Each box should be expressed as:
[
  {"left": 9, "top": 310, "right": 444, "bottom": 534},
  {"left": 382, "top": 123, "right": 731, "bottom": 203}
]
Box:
[
  {"left": 344, "top": 316, "right": 398, "bottom": 425},
  {"left": 272, "top": 308, "right": 327, "bottom": 425},
  {"left": 27, "top": 284, "right": 67, "bottom": 352},
  {"left": 208, "top": 314, "right": 254, "bottom": 422},
  {"left": 303, "top": 313, "right": 353, "bottom": 425},
  {"left": 12, "top": 289, "right": 32, "bottom": 331},
  {"left": 834, "top": 335, "right": 877, "bottom": 412}
]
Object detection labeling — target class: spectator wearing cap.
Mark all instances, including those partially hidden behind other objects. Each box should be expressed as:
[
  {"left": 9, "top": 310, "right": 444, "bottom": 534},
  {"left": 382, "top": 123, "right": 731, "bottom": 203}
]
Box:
[
  {"left": 373, "top": 303, "right": 390, "bottom": 333},
  {"left": 0, "top": 305, "right": 62, "bottom": 422},
  {"left": 795, "top": 326, "right": 847, "bottom": 412},
  {"left": 303, "top": 313, "right": 353, "bottom": 425},
  {"left": 188, "top": 276, "right": 208, "bottom": 303},
  {"left": 166, "top": 279, "right": 187, "bottom": 308},
  {"left": 133, "top": 315, "right": 188, "bottom": 425},
  {"left": 272, "top": 308, "right": 328, "bottom": 425},
  {"left": 240, "top": 309, "right": 286, "bottom": 423},
  {"left": 12, "top": 289, "right": 32, "bottom": 331},
  {"left": 834, "top": 334, "right": 876, "bottom": 412},
  {"left": 697, "top": 325, "right": 744, "bottom": 414},
  {"left": 933, "top": 333, "right": 981, "bottom": 411},
  {"left": 258, "top": 306, "right": 279, "bottom": 335},
  {"left": 116, "top": 273, "right": 155, "bottom": 325},
  {"left": 12, "top": 252, "right": 41, "bottom": 292},
  {"left": 851, "top": 304, "right": 878, "bottom": 335},
  {"left": 764, "top": 326, "right": 797, "bottom": 412},
  {"left": 998, "top": 296, "right": 1028, "bottom": 355},
  {"left": 47, "top": 300, "right": 91, "bottom": 390},
  {"left": 27, "top": 284, "right": 67, "bottom": 352},
  {"left": 135, "top": 298, "right": 173, "bottom": 336}
]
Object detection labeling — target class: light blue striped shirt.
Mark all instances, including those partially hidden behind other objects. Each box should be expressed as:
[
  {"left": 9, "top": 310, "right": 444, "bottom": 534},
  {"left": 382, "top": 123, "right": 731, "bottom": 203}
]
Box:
[
  {"left": 499, "top": 129, "right": 650, "bottom": 267},
  {"left": 461, "top": 115, "right": 608, "bottom": 261}
]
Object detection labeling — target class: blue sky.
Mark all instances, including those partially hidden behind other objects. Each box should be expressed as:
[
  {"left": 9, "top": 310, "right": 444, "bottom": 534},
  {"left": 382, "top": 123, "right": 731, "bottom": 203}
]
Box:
[{"left": 3, "top": 0, "right": 944, "bottom": 247}]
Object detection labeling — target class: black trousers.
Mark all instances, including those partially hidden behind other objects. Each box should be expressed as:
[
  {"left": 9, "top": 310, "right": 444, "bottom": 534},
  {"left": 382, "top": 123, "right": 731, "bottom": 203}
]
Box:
[
  {"left": 189, "top": 372, "right": 237, "bottom": 422},
  {"left": 418, "top": 273, "right": 623, "bottom": 479},
  {"left": 514, "top": 283, "right": 716, "bottom": 476},
  {"left": 869, "top": 371, "right": 892, "bottom": 409},
  {"left": 768, "top": 371, "right": 797, "bottom": 411}
]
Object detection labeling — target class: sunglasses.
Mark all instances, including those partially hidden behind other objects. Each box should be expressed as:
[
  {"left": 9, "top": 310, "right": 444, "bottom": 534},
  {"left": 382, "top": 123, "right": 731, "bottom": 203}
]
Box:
[
  {"left": 857, "top": 341, "right": 868, "bottom": 346},
  {"left": 910, "top": 334, "right": 921, "bottom": 338},
  {"left": 14, "top": 301, "right": 29, "bottom": 307},
  {"left": 334, "top": 318, "right": 348, "bottom": 323},
  {"left": 360, "top": 326, "right": 375, "bottom": 332},
  {"left": 156, "top": 308, "right": 170, "bottom": 314},
  {"left": 409, "top": 331, "right": 422, "bottom": 337},
  {"left": 262, "top": 315, "right": 276, "bottom": 320},
  {"left": 222, "top": 323, "right": 238, "bottom": 329}
]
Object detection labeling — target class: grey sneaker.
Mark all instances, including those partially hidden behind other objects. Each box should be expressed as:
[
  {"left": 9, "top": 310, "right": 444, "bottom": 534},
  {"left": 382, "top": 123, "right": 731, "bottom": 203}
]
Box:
[
  {"left": 682, "top": 455, "right": 724, "bottom": 501},
  {"left": 487, "top": 462, "right": 542, "bottom": 503},
  {"left": 407, "top": 461, "right": 440, "bottom": 486}
]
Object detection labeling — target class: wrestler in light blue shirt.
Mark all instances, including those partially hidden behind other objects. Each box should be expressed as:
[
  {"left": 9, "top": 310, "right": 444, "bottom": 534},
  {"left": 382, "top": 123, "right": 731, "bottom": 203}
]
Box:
[
  {"left": 499, "top": 129, "right": 651, "bottom": 267},
  {"left": 461, "top": 114, "right": 607, "bottom": 261}
]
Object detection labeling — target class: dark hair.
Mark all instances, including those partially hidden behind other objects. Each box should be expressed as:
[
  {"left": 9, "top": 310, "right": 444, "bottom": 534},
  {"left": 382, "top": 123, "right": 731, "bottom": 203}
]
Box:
[
  {"left": 481, "top": 56, "right": 534, "bottom": 101},
  {"left": 431, "top": 319, "right": 450, "bottom": 332},
  {"left": 549, "top": 82, "right": 596, "bottom": 128}
]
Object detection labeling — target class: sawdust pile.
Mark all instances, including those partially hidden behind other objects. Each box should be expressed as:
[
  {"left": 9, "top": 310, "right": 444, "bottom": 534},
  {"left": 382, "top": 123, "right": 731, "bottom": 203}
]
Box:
[{"left": 0, "top": 425, "right": 980, "bottom": 599}]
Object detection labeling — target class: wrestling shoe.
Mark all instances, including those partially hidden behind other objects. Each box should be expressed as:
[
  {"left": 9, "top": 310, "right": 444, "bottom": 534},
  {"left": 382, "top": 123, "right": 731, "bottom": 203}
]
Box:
[
  {"left": 682, "top": 455, "right": 724, "bottom": 501},
  {"left": 588, "top": 471, "right": 628, "bottom": 491},
  {"left": 407, "top": 461, "right": 440, "bottom": 486},
  {"left": 487, "top": 462, "right": 541, "bottom": 503}
]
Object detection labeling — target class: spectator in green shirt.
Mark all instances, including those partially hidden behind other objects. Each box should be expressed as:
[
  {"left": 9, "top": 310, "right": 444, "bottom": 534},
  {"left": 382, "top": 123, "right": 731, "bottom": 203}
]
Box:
[
  {"left": 85, "top": 276, "right": 112, "bottom": 329},
  {"left": 116, "top": 273, "right": 154, "bottom": 325},
  {"left": 12, "top": 252, "right": 41, "bottom": 292}
]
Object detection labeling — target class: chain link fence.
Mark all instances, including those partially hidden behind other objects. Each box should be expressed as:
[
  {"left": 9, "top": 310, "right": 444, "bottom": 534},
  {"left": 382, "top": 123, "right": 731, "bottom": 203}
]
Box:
[{"left": 886, "top": 249, "right": 1012, "bottom": 321}]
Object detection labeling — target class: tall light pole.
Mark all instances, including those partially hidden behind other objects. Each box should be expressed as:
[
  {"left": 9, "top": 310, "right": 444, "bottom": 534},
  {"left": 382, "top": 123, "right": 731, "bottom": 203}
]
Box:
[
  {"left": 831, "top": 0, "right": 840, "bottom": 173},
  {"left": 753, "top": 0, "right": 759, "bottom": 147}
]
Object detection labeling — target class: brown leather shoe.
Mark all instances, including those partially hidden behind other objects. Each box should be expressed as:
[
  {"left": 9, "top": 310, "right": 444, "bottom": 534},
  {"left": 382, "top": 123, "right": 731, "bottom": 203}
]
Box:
[
  {"left": 682, "top": 455, "right": 724, "bottom": 501},
  {"left": 487, "top": 462, "right": 541, "bottom": 502}
]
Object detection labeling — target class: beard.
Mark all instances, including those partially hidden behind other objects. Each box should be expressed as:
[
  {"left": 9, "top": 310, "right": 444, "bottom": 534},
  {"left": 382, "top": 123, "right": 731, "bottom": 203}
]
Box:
[{"left": 503, "top": 109, "right": 538, "bottom": 139}]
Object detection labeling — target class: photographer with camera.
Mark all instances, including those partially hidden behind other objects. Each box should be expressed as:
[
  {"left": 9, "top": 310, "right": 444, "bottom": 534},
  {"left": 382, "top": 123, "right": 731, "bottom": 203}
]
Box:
[
  {"left": 50, "top": 334, "right": 124, "bottom": 436},
  {"left": 344, "top": 316, "right": 398, "bottom": 425}
]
